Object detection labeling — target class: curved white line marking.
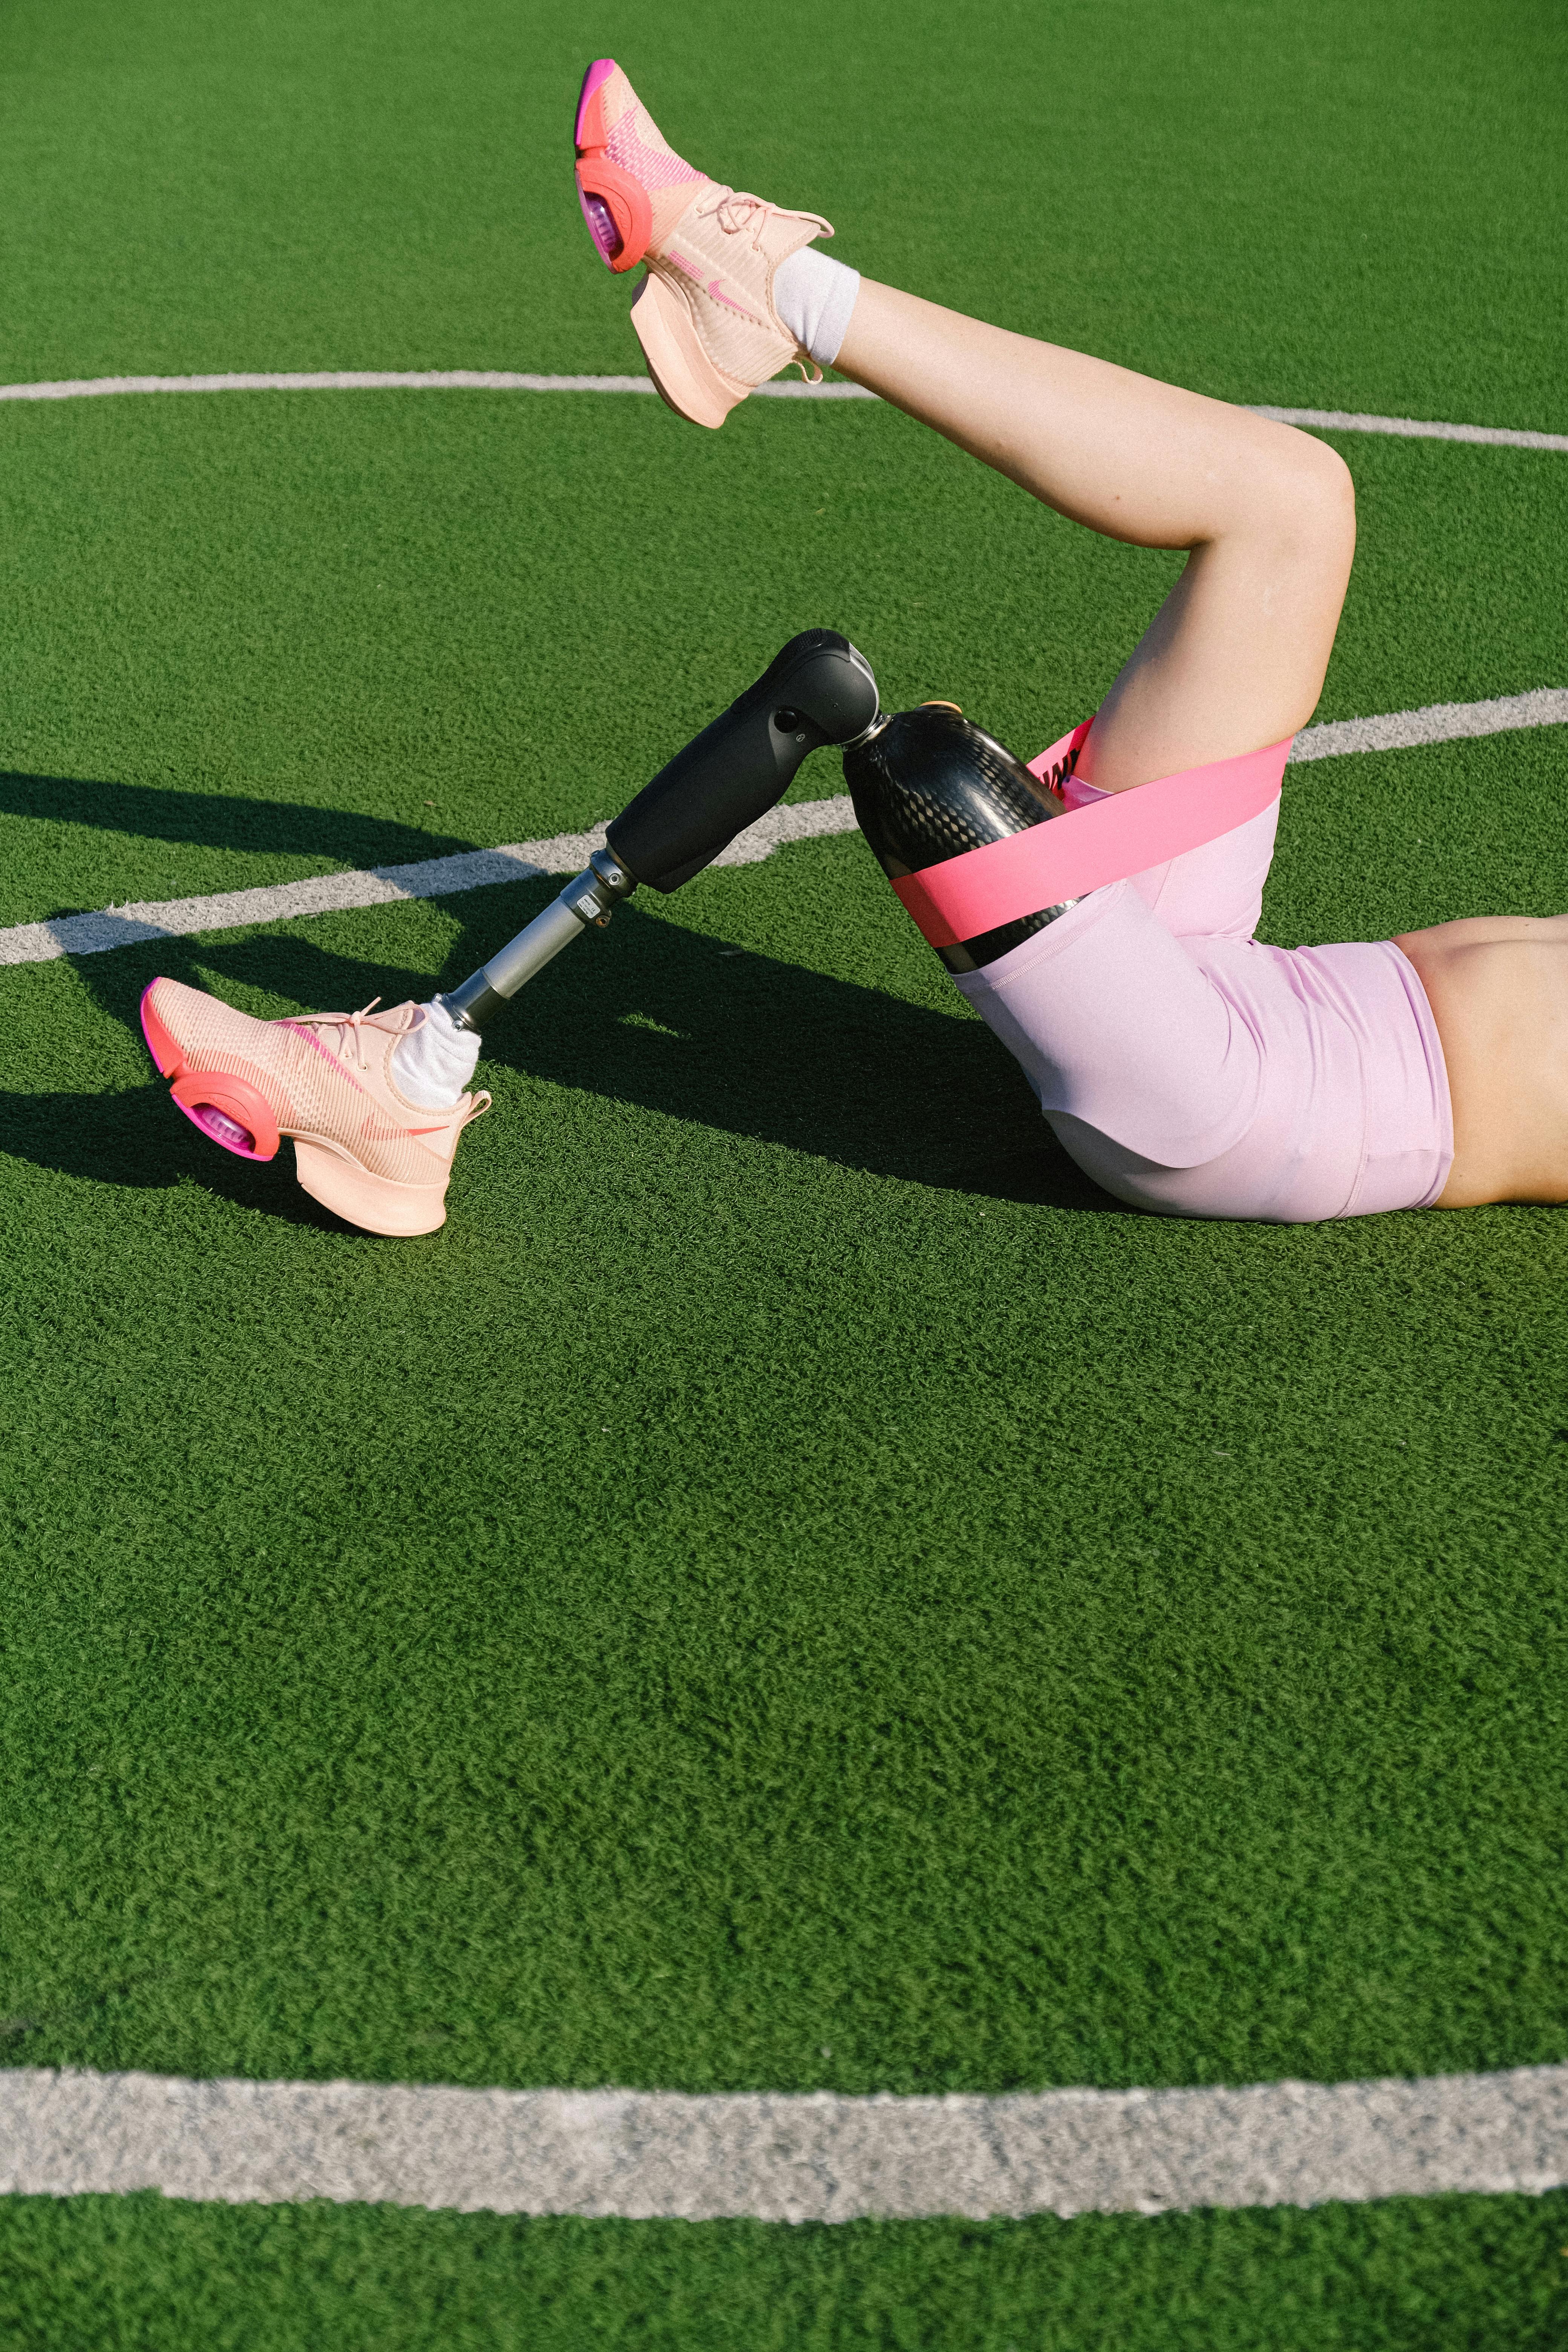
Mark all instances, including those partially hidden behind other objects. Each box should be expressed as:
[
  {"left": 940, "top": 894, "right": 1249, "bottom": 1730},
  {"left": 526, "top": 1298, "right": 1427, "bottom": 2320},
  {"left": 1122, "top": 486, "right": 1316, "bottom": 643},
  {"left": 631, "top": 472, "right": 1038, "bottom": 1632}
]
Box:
[
  {"left": 0, "top": 369, "right": 874, "bottom": 403},
  {"left": 0, "top": 372, "right": 1562, "bottom": 443},
  {"left": 1253, "top": 406, "right": 1568, "bottom": 453},
  {"left": 1, "top": 688, "right": 1563, "bottom": 970},
  {"left": 2, "top": 2061, "right": 1565, "bottom": 2220},
  {"left": 1287, "top": 683, "right": 1568, "bottom": 761}
]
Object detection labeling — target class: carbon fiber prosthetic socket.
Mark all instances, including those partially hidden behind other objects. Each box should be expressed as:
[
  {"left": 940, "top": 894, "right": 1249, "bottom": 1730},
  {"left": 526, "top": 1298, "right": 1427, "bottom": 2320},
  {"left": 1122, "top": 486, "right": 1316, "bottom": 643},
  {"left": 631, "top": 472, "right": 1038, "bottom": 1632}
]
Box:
[{"left": 843, "top": 704, "right": 1078, "bottom": 971}]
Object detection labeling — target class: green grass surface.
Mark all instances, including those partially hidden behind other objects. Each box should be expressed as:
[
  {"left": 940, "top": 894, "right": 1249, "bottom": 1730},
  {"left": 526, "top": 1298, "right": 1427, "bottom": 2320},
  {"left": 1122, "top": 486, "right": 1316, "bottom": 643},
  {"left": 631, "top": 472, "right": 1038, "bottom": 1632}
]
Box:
[
  {"left": 3, "top": 2191, "right": 1566, "bottom": 2351},
  {"left": 2, "top": 0, "right": 1563, "bottom": 427},
  {"left": 3, "top": 0, "right": 1567, "bottom": 2342}
]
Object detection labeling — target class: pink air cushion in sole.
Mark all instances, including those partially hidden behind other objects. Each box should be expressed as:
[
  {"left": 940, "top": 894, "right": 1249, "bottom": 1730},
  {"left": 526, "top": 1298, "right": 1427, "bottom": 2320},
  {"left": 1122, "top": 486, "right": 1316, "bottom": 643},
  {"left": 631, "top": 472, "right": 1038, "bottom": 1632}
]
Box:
[
  {"left": 578, "top": 184, "right": 624, "bottom": 264},
  {"left": 188, "top": 1102, "right": 256, "bottom": 1153},
  {"left": 169, "top": 1069, "right": 281, "bottom": 1161}
]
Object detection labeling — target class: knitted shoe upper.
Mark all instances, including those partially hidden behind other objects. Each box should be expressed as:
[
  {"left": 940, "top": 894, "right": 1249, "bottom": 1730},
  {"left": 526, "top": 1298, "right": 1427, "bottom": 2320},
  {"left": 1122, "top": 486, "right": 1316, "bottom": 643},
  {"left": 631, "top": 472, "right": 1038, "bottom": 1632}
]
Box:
[
  {"left": 144, "top": 978, "right": 479, "bottom": 1188},
  {"left": 591, "top": 63, "right": 709, "bottom": 247},
  {"left": 648, "top": 185, "right": 831, "bottom": 391}
]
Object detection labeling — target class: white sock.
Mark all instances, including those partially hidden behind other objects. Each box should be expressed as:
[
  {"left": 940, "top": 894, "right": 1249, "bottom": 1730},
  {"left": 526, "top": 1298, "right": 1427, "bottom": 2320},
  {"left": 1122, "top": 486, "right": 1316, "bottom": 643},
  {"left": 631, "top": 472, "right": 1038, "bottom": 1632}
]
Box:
[
  {"left": 391, "top": 998, "right": 480, "bottom": 1110},
  {"left": 773, "top": 246, "right": 861, "bottom": 369}
]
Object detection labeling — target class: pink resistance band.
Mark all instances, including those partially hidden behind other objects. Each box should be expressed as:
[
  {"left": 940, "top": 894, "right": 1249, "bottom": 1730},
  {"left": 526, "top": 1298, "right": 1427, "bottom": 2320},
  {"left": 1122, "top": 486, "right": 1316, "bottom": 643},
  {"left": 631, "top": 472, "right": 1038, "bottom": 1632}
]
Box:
[{"left": 890, "top": 723, "right": 1293, "bottom": 948}]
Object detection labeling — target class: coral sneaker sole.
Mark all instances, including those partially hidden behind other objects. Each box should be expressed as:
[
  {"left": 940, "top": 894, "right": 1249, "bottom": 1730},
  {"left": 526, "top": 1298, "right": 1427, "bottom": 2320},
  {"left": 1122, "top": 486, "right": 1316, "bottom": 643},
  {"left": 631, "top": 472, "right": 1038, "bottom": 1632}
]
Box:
[
  {"left": 139, "top": 978, "right": 489, "bottom": 1238},
  {"left": 630, "top": 270, "right": 751, "bottom": 430},
  {"left": 574, "top": 60, "right": 646, "bottom": 271}
]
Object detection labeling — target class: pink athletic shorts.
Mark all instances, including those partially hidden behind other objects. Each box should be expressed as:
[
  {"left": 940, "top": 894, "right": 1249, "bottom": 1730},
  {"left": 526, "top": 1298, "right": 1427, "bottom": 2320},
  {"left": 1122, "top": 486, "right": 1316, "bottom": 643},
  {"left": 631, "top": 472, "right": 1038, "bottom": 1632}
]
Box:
[{"left": 951, "top": 761, "right": 1454, "bottom": 1222}]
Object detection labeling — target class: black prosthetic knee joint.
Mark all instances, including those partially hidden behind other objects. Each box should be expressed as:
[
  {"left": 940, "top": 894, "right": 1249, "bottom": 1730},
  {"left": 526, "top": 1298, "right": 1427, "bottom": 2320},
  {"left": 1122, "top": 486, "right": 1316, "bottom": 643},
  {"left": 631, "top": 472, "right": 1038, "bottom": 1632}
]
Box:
[{"left": 607, "top": 630, "right": 879, "bottom": 892}]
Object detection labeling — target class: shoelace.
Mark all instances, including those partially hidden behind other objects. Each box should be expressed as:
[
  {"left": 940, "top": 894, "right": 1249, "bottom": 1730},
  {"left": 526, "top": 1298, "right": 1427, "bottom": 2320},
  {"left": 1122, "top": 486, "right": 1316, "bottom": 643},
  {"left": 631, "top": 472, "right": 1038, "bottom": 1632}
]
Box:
[
  {"left": 697, "top": 187, "right": 828, "bottom": 244},
  {"left": 694, "top": 188, "right": 833, "bottom": 383},
  {"left": 292, "top": 997, "right": 383, "bottom": 1070},
  {"left": 285, "top": 998, "right": 487, "bottom": 1124}
]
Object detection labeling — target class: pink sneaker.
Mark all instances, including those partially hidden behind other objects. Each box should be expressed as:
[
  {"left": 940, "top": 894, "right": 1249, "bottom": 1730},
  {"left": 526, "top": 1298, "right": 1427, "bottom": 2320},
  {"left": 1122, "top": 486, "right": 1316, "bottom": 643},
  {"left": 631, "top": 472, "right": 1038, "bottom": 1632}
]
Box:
[
  {"left": 140, "top": 977, "right": 490, "bottom": 1237},
  {"left": 573, "top": 58, "right": 833, "bottom": 429}
]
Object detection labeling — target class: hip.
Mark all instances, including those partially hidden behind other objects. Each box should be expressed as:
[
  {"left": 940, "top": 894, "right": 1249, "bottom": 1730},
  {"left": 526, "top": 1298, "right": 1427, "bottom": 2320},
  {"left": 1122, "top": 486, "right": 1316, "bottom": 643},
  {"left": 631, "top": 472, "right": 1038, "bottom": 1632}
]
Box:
[{"left": 1047, "top": 934, "right": 1453, "bottom": 1224}]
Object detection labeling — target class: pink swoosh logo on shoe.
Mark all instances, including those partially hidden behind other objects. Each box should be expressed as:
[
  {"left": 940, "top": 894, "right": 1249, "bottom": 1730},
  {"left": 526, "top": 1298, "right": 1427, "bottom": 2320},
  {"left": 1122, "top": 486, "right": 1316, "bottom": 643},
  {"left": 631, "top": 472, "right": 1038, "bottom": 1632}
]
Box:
[
  {"left": 666, "top": 251, "right": 765, "bottom": 324},
  {"left": 361, "top": 1116, "right": 444, "bottom": 1143},
  {"left": 706, "top": 277, "right": 764, "bottom": 320}
]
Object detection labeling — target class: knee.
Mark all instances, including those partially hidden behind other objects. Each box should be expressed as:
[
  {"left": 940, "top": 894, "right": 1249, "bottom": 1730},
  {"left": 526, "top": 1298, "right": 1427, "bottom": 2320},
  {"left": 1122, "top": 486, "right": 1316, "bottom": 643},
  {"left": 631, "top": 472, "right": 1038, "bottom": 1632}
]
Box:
[
  {"left": 1294, "top": 429, "right": 1356, "bottom": 531},
  {"left": 1265, "top": 429, "right": 1357, "bottom": 573}
]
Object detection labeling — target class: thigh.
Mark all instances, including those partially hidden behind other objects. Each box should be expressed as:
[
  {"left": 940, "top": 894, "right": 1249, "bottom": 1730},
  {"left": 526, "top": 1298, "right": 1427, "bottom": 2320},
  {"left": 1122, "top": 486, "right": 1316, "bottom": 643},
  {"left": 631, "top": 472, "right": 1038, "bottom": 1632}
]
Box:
[
  {"left": 1058, "top": 766, "right": 1282, "bottom": 943},
  {"left": 952, "top": 882, "right": 1264, "bottom": 1168},
  {"left": 1128, "top": 798, "right": 1282, "bottom": 943},
  {"left": 1077, "top": 504, "right": 1353, "bottom": 796}
]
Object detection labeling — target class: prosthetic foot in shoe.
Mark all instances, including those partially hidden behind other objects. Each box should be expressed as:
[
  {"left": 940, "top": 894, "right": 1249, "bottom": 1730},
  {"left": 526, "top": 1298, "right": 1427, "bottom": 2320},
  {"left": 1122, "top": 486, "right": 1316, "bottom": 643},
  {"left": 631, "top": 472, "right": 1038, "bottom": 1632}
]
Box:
[
  {"left": 843, "top": 704, "right": 1080, "bottom": 973},
  {"left": 139, "top": 977, "right": 490, "bottom": 1236},
  {"left": 573, "top": 57, "right": 833, "bottom": 428}
]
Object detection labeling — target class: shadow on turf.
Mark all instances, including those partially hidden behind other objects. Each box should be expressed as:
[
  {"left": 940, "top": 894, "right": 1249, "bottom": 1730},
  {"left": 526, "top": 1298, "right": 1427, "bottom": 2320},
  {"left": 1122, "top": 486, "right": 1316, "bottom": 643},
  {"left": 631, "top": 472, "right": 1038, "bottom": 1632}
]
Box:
[
  {"left": 0, "top": 769, "right": 477, "bottom": 871},
  {"left": 8, "top": 881, "right": 1118, "bottom": 1217},
  {"left": 0, "top": 1080, "right": 375, "bottom": 1235}
]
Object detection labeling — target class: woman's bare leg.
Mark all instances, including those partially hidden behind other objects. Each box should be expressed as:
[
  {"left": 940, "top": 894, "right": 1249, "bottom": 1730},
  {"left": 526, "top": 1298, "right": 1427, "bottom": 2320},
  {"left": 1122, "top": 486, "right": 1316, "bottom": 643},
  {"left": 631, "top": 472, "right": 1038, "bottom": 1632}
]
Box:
[
  {"left": 833, "top": 283, "right": 1356, "bottom": 791},
  {"left": 824, "top": 289, "right": 1568, "bottom": 1212}
]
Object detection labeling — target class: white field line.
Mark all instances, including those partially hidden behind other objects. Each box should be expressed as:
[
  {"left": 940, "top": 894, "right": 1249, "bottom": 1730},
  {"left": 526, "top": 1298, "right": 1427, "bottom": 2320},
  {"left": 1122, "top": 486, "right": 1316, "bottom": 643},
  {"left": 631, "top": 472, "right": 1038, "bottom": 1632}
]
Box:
[
  {"left": 0, "top": 369, "right": 874, "bottom": 404},
  {"left": 2, "top": 688, "right": 1564, "bottom": 972},
  {"left": 2, "top": 2061, "right": 1566, "bottom": 2221},
  {"left": 1252, "top": 406, "right": 1568, "bottom": 453},
  {"left": 1286, "top": 683, "right": 1568, "bottom": 761},
  {"left": 0, "top": 371, "right": 1565, "bottom": 446}
]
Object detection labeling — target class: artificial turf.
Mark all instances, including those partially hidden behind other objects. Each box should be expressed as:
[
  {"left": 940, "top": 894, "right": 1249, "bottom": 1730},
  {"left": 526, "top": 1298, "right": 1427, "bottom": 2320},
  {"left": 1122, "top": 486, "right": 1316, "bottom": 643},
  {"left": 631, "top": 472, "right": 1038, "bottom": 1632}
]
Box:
[
  {"left": 2, "top": 0, "right": 1567, "bottom": 2342},
  {"left": 3, "top": 2191, "right": 1567, "bottom": 2351}
]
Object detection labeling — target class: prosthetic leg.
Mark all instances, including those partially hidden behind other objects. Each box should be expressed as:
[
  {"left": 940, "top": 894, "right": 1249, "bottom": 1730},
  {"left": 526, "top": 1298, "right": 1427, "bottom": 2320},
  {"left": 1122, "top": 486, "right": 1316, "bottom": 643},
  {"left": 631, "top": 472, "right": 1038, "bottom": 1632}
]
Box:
[
  {"left": 843, "top": 703, "right": 1078, "bottom": 972},
  {"left": 135, "top": 631, "right": 878, "bottom": 1237},
  {"left": 441, "top": 629, "right": 880, "bottom": 1029}
]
